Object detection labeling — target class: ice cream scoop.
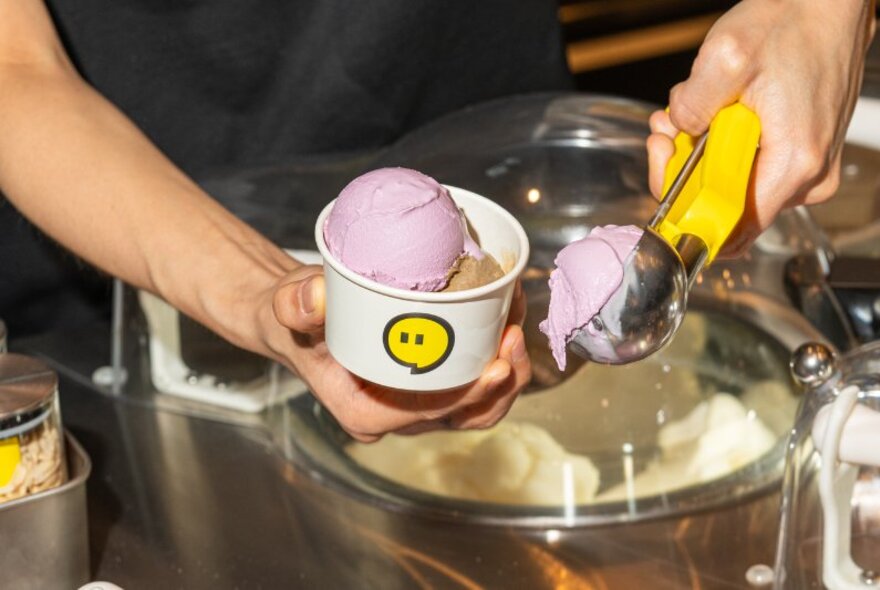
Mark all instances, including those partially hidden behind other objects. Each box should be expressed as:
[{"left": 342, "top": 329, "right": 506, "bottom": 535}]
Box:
[
  {"left": 539, "top": 225, "right": 643, "bottom": 371},
  {"left": 565, "top": 104, "right": 761, "bottom": 366},
  {"left": 323, "top": 167, "right": 481, "bottom": 291}
]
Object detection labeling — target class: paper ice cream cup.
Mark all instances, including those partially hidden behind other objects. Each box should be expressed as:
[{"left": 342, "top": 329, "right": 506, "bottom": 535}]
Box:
[{"left": 315, "top": 186, "right": 529, "bottom": 392}]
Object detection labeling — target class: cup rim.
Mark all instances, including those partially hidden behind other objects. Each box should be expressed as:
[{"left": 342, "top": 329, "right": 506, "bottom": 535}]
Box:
[{"left": 314, "top": 185, "right": 530, "bottom": 302}]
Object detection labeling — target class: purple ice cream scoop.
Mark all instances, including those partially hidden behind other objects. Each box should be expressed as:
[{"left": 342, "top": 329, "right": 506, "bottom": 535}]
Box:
[
  {"left": 323, "top": 168, "right": 481, "bottom": 291},
  {"left": 539, "top": 225, "right": 643, "bottom": 371}
]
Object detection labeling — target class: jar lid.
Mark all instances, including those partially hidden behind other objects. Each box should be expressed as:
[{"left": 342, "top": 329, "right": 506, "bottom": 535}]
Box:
[{"left": 0, "top": 354, "right": 57, "bottom": 427}]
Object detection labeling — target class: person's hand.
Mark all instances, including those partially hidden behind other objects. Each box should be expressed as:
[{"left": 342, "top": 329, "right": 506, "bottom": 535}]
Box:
[
  {"left": 266, "top": 265, "right": 531, "bottom": 442},
  {"left": 647, "top": 0, "right": 876, "bottom": 256}
]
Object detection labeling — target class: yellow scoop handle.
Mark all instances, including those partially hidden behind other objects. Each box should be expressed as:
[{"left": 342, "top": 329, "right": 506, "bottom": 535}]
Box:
[{"left": 655, "top": 103, "right": 761, "bottom": 264}]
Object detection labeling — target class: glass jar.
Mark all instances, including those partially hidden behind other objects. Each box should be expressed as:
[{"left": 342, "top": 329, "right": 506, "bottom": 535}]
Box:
[{"left": 0, "top": 354, "right": 67, "bottom": 504}]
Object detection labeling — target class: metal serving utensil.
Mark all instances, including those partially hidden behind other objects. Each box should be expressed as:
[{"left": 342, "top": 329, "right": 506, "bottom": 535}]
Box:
[
  {"left": 568, "top": 103, "right": 760, "bottom": 365},
  {"left": 568, "top": 134, "right": 707, "bottom": 364}
]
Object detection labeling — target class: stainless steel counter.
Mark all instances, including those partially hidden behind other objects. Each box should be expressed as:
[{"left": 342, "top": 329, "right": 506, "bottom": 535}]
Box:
[{"left": 17, "top": 325, "right": 781, "bottom": 589}]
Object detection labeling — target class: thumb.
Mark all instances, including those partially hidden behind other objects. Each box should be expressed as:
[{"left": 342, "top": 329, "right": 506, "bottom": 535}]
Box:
[{"left": 273, "top": 265, "right": 326, "bottom": 334}]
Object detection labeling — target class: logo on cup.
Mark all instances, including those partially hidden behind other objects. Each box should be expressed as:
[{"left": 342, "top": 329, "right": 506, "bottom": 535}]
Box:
[{"left": 383, "top": 313, "right": 455, "bottom": 374}]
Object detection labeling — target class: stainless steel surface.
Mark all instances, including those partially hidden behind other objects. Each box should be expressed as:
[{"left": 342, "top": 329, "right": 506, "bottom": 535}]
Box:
[
  {"left": 0, "top": 432, "right": 91, "bottom": 590},
  {"left": 0, "top": 354, "right": 58, "bottom": 426},
  {"left": 569, "top": 228, "right": 688, "bottom": 364},
  {"left": 0, "top": 319, "right": 6, "bottom": 354},
  {"left": 790, "top": 342, "right": 837, "bottom": 387},
  {"left": 16, "top": 325, "right": 802, "bottom": 589},
  {"left": 676, "top": 232, "right": 710, "bottom": 287}
]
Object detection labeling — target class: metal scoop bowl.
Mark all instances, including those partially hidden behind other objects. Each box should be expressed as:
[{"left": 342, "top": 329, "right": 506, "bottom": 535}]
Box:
[
  {"left": 565, "top": 103, "right": 760, "bottom": 366},
  {"left": 568, "top": 133, "right": 710, "bottom": 365},
  {"left": 568, "top": 228, "right": 692, "bottom": 364}
]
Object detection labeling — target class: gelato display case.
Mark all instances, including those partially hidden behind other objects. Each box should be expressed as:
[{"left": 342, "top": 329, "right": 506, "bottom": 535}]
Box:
[
  {"left": 17, "top": 92, "right": 880, "bottom": 588},
  {"left": 343, "top": 94, "right": 816, "bottom": 505},
  {"left": 261, "top": 94, "right": 828, "bottom": 586}
]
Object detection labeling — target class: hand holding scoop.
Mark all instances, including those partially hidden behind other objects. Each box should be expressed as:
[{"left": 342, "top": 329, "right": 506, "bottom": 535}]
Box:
[{"left": 568, "top": 103, "right": 761, "bottom": 365}]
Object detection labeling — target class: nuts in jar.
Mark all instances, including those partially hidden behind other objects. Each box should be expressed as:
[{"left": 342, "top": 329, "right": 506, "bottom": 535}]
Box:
[{"left": 0, "top": 354, "right": 67, "bottom": 504}]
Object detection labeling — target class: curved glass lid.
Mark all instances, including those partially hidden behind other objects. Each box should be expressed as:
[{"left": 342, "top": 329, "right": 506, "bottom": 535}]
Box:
[{"left": 270, "top": 94, "right": 825, "bottom": 526}]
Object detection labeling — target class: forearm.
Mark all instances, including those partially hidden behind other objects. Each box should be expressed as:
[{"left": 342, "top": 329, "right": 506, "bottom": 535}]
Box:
[{"left": 0, "top": 61, "right": 298, "bottom": 352}]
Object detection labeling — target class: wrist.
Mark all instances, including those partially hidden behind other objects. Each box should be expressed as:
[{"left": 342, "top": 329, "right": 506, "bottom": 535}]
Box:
[
  {"left": 150, "top": 207, "right": 300, "bottom": 360},
  {"left": 201, "top": 239, "right": 300, "bottom": 360}
]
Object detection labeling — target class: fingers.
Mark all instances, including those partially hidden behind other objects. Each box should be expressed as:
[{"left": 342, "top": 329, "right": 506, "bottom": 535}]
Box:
[
  {"left": 649, "top": 109, "right": 677, "bottom": 137},
  {"left": 507, "top": 280, "right": 526, "bottom": 327},
  {"left": 272, "top": 265, "right": 325, "bottom": 334},
  {"left": 668, "top": 32, "right": 753, "bottom": 136},
  {"left": 336, "top": 359, "right": 511, "bottom": 440},
  {"left": 717, "top": 134, "right": 842, "bottom": 259},
  {"left": 801, "top": 150, "right": 842, "bottom": 206},
  {"left": 450, "top": 324, "right": 531, "bottom": 429},
  {"left": 425, "top": 325, "right": 532, "bottom": 431},
  {"left": 383, "top": 325, "right": 532, "bottom": 436},
  {"left": 646, "top": 132, "right": 675, "bottom": 199},
  {"left": 717, "top": 223, "right": 761, "bottom": 260},
  {"left": 333, "top": 325, "right": 531, "bottom": 441}
]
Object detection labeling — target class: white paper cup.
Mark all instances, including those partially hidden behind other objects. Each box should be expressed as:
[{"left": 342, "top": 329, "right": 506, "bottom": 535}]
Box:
[{"left": 315, "top": 186, "right": 529, "bottom": 391}]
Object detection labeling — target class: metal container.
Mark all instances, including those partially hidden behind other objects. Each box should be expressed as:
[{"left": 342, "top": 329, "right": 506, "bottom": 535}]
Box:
[
  {"left": 0, "top": 432, "right": 91, "bottom": 589},
  {"left": 0, "top": 354, "right": 87, "bottom": 589},
  {"left": 0, "top": 354, "right": 67, "bottom": 504}
]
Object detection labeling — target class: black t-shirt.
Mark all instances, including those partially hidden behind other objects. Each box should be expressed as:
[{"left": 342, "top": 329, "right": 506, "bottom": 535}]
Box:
[
  {"left": 2, "top": 1, "right": 571, "bottom": 336},
  {"left": 45, "top": 0, "right": 571, "bottom": 174}
]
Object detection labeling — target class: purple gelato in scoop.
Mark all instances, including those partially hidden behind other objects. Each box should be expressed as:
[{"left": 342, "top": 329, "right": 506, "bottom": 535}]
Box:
[{"left": 539, "top": 225, "right": 643, "bottom": 371}]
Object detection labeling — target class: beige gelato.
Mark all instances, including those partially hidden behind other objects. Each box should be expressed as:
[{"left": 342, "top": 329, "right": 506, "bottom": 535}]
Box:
[
  {"left": 348, "top": 421, "right": 600, "bottom": 505},
  {"left": 442, "top": 253, "right": 506, "bottom": 292},
  {"left": 0, "top": 418, "right": 66, "bottom": 504}
]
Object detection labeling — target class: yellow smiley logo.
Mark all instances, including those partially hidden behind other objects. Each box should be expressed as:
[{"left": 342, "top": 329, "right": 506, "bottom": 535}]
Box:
[{"left": 383, "top": 313, "right": 455, "bottom": 374}]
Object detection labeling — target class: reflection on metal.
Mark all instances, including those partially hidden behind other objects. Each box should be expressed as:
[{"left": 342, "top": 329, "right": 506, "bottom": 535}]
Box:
[
  {"left": 671, "top": 518, "right": 702, "bottom": 590},
  {"left": 790, "top": 342, "right": 837, "bottom": 387},
  {"left": 356, "top": 526, "right": 483, "bottom": 590},
  {"left": 745, "top": 564, "right": 775, "bottom": 587},
  {"left": 519, "top": 541, "right": 600, "bottom": 590}
]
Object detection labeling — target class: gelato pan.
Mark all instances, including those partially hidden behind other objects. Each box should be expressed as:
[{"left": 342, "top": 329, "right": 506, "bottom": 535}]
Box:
[
  {"left": 347, "top": 389, "right": 776, "bottom": 506},
  {"left": 348, "top": 421, "right": 601, "bottom": 506}
]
